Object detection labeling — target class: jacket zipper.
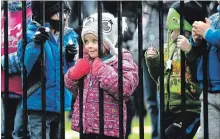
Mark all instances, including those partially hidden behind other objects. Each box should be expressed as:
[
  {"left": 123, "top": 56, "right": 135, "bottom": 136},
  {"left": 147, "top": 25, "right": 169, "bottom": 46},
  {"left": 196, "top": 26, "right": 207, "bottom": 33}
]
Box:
[
  {"left": 89, "top": 65, "right": 93, "bottom": 88},
  {"left": 83, "top": 68, "right": 92, "bottom": 133},
  {"left": 89, "top": 76, "right": 92, "bottom": 87}
]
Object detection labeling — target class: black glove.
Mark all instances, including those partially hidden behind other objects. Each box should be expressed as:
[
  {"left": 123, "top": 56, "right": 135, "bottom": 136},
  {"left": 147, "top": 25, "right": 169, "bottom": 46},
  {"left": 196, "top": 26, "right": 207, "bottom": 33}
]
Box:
[
  {"left": 34, "top": 26, "right": 50, "bottom": 44},
  {"left": 65, "top": 43, "right": 77, "bottom": 62}
]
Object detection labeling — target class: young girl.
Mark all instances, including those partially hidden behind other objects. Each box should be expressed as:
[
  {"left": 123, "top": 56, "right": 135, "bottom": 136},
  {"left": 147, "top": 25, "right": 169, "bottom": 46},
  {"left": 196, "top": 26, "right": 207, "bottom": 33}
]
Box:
[{"left": 64, "top": 13, "right": 139, "bottom": 139}]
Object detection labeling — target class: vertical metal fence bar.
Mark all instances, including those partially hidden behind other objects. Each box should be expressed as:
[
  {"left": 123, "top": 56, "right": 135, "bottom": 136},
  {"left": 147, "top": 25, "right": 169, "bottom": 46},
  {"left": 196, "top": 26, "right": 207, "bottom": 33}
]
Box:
[
  {"left": 98, "top": 1, "right": 104, "bottom": 139},
  {"left": 59, "top": 2, "right": 65, "bottom": 139},
  {"left": 22, "top": 1, "right": 28, "bottom": 138},
  {"left": 202, "top": 2, "right": 209, "bottom": 138},
  {"left": 180, "top": 1, "right": 186, "bottom": 139},
  {"left": 40, "top": 1, "right": 46, "bottom": 139},
  {"left": 117, "top": 1, "right": 124, "bottom": 139},
  {"left": 159, "top": 1, "right": 165, "bottom": 139},
  {"left": 3, "top": 1, "right": 9, "bottom": 138},
  {"left": 77, "top": 2, "right": 84, "bottom": 139},
  {"left": 137, "top": 1, "right": 144, "bottom": 139}
]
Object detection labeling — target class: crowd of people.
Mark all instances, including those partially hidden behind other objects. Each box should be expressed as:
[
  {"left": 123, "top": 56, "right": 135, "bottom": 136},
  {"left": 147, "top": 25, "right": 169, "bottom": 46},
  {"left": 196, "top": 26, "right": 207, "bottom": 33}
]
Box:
[{"left": 1, "top": 0, "right": 220, "bottom": 139}]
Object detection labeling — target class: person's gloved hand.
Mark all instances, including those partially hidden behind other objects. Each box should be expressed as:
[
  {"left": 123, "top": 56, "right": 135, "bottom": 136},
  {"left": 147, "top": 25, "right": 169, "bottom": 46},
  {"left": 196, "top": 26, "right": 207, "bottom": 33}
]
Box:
[
  {"left": 65, "top": 40, "right": 78, "bottom": 62},
  {"left": 68, "top": 59, "right": 90, "bottom": 80},
  {"left": 177, "top": 35, "right": 192, "bottom": 53},
  {"left": 92, "top": 58, "right": 103, "bottom": 75},
  {"left": 34, "top": 26, "right": 50, "bottom": 44}
]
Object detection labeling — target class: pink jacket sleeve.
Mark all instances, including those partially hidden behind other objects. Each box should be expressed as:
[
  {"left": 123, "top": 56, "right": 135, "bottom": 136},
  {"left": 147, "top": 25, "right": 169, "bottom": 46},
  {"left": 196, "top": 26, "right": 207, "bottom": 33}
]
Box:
[
  {"left": 95, "top": 52, "right": 139, "bottom": 101},
  {"left": 64, "top": 69, "right": 79, "bottom": 96}
]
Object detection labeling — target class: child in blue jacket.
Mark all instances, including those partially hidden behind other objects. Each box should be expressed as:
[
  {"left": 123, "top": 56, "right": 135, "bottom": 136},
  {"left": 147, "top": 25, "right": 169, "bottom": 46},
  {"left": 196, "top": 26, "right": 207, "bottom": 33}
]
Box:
[
  {"left": 183, "top": 2, "right": 220, "bottom": 139},
  {"left": 17, "top": 1, "right": 78, "bottom": 138}
]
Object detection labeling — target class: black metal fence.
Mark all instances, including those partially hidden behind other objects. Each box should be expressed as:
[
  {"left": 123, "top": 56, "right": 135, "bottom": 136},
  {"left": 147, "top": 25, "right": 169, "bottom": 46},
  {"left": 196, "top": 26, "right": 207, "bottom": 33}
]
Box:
[{"left": 2, "top": 1, "right": 211, "bottom": 139}]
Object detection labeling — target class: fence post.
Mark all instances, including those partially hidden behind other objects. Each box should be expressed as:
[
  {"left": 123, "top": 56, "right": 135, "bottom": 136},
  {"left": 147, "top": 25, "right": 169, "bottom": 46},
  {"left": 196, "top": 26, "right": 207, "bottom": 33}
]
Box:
[
  {"left": 39, "top": 1, "right": 46, "bottom": 139},
  {"left": 59, "top": 1, "right": 65, "bottom": 139},
  {"left": 202, "top": 2, "right": 209, "bottom": 138},
  {"left": 180, "top": 1, "right": 186, "bottom": 139},
  {"left": 22, "top": 1, "right": 28, "bottom": 138},
  {"left": 137, "top": 1, "right": 144, "bottom": 139},
  {"left": 97, "top": 1, "right": 104, "bottom": 139},
  {"left": 117, "top": 1, "right": 124, "bottom": 139},
  {"left": 159, "top": 1, "right": 165, "bottom": 139},
  {"left": 77, "top": 2, "right": 84, "bottom": 139},
  {"left": 3, "top": 1, "right": 9, "bottom": 138}
]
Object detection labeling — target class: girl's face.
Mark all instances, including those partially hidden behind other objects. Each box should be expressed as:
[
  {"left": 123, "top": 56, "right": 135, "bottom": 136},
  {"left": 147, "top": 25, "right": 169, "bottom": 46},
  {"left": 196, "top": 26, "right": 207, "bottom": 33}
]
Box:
[{"left": 84, "top": 33, "right": 108, "bottom": 58}]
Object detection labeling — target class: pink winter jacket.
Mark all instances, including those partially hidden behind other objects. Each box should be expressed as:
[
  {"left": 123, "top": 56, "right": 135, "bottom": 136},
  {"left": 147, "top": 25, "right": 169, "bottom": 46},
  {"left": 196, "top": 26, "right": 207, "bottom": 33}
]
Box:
[{"left": 64, "top": 49, "right": 139, "bottom": 137}]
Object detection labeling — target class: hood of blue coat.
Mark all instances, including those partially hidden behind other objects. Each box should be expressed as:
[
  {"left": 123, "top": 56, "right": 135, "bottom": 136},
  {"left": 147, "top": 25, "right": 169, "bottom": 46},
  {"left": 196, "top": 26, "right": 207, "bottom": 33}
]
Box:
[{"left": 8, "top": 1, "right": 31, "bottom": 12}]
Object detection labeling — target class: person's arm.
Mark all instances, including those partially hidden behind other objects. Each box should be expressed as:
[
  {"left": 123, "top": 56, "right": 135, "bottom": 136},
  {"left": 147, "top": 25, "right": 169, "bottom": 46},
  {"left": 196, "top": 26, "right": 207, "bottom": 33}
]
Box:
[
  {"left": 1, "top": 52, "right": 21, "bottom": 74},
  {"left": 192, "top": 17, "right": 220, "bottom": 49},
  {"left": 23, "top": 42, "right": 42, "bottom": 74},
  {"left": 17, "top": 24, "right": 49, "bottom": 74},
  {"left": 3, "top": 28, "right": 33, "bottom": 75},
  {"left": 185, "top": 46, "right": 200, "bottom": 82},
  {"left": 64, "top": 31, "right": 79, "bottom": 72},
  {"left": 145, "top": 50, "right": 160, "bottom": 83},
  {"left": 64, "top": 43, "right": 78, "bottom": 73},
  {"left": 17, "top": 34, "right": 41, "bottom": 75},
  {"left": 92, "top": 52, "right": 139, "bottom": 101},
  {"left": 186, "top": 37, "right": 206, "bottom": 82},
  {"left": 185, "top": 41, "right": 201, "bottom": 67},
  {"left": 64, "top": 58, "right": 90, "bottom": 96},
  {"left": 64, "top": 70, "right": 79, "bottom": 96},
  {"left": 204, "top": 28, "right": 220, "bottom": 50},
  {"left": 17, "top": 30, "right": 34, "bottom": 69},
  {"left": 177, "top": 35, "right": 201, "bottom": 66}
]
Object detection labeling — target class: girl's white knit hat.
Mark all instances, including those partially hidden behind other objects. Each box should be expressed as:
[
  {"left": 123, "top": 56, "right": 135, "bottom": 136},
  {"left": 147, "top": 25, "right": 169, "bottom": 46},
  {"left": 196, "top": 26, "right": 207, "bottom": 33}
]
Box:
[{"left": 81, "top": 12, "right": 128, "bottom": 55}]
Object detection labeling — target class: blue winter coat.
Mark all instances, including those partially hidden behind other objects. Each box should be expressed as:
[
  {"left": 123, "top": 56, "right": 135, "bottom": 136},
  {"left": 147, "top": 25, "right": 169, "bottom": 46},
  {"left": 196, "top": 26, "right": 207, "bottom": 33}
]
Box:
[
  {"left": 190, "top": 6, "right": 220, "bottom": 92},
  {"left": 17, "top": 22, "right": 78, "bottom": 112}
]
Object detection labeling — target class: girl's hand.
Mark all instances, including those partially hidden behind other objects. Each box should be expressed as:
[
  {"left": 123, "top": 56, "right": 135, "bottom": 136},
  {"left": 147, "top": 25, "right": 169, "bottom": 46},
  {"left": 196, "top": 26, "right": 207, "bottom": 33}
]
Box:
[
  {"left": 177, "top": 35, "right": 192, "bottom": 53},
  {"left": 92, "top": 58, "right": 103, "bottom": 75},
  {"left": 145, "top": 47, "right": 158, "bottom": 58},
  {"left": 68, "top": 58, "right": 91, "bottom": 80}
]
